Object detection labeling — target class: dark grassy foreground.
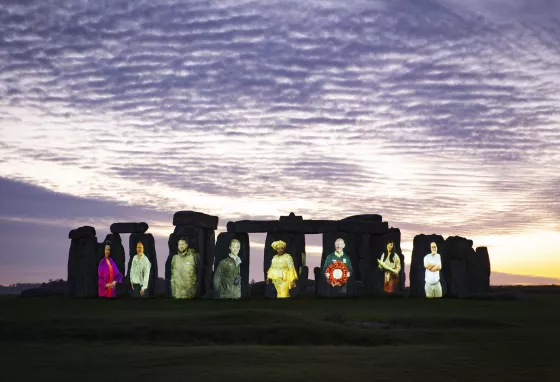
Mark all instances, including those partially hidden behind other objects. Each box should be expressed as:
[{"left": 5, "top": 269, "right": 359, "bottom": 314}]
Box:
[{"left": 0, "top": 290, "right": 558, "bottom": 381}]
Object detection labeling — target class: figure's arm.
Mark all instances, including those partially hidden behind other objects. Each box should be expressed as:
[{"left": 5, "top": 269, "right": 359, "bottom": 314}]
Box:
[
  {"left": 346, "top": 255, "right": 353, "bottom": 273},
  {"left": 170, "top": 256, "right": 176, "bottom": 280},
  {"left": 286, "top": 255, "right": 298, "bottom": 284},
  {"left": 213, "top": 261, "right": 223, "bottom": 292},
  {"left": 142, "top": 259, "right": 151, "bottom": 290},
  {"left": 323, "top": 255, "right": 332, "bottom": 278},
  {"left": 98, "top": 264, "right": 106, "bottom": 286},
  {"left": 322, "top": 255, "right": 330, "bottom": 272},
  {"left": 394, "top": 255, "right": 401, "bottom": 274},
  {"left": 112, "top": 260, "right": 124, "bottom": 284}
]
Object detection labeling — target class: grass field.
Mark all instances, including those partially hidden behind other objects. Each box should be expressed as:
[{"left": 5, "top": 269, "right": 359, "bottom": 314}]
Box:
[{"left": 0, "top": 289, "right": 558, "bottom": 381}]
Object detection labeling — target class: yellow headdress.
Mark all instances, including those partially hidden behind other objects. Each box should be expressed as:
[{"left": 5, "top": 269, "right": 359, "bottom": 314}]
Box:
[{"left": 271, "top": 240, "right": 287, "bottom": 251}]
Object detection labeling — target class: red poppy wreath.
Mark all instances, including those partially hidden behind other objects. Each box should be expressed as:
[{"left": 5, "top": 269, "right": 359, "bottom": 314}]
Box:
[{"left": 325, "top": 262, "right": 349, "bottom": 286}]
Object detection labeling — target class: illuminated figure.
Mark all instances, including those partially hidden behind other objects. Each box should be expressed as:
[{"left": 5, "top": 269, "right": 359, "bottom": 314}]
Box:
[
  {"left": 130, "top": 241, "right": 151, "bottom": 298},
  {"left": 322, "top": 238, "right": 353, "bottom": 295},
  {"left": 378, "top": 240, "right": 401, "bottom": 294},
  {"left": 171, "top": 237, "right": 200, "bottom": 299},
  {"left": 98, "top": 241, "right": 124, "bottom": 298},
  {"left": 266, "top": 240, "right": 298, "bottom": 298},
  {"left": 424, "top": 242, "right": 442, "bottom": 298},
  {"left": 213, "top": 239, "right": 242, "bottom": 299}
]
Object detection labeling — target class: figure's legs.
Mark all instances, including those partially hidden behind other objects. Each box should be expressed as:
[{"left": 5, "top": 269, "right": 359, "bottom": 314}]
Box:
[
  {"left": 434, "top": 282, "right": 442, "bottom": 298},
  {"left": 132, "top": 284, "right": 142, "bottom": 298},
  {"left": 274, "top": 281, "right": 290, "bottom": 298},
  {"left": 425, "top": 283, "right": 434, "bottom": 298}
]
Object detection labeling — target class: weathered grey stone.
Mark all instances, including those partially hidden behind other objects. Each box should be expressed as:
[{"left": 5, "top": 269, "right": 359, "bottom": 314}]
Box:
[
  {"left": 173, "top": 210, "right": 219, "bottom": 230},
  {"left": 110, "top": 222, "right": 149, "bottom": 234},
  {"left": 127, "top": 233, "right": 158, "bottom": 298},
  {"left": 213, "top": 232, "right": 250, "bottom": 298},
  {"left": 68, "top": 226, "right": 96, "bottom": 240},
  {"left": 410, "top": 234, "right": 446, "bottom": 297}
]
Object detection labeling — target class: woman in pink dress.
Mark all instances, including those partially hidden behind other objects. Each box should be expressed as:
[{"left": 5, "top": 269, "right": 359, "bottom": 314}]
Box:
[{"left": 98, "top": 241, "right": 124, "bottom": 298}]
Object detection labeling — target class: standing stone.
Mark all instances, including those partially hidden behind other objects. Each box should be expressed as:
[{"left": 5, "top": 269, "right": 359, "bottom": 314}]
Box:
[
  {"left": 166, "top": 229, "right": 203, "bottom": 298},
  {"left": 98, "top": 233, "right": 127, "bottom": 297},
  {"left": 264, "top": 232, "right": 305, "bottom": 298},
  {"left": 213, "top": 232, "right": 250, "bottom": 298},
  {"left": 443, "top": 236, "right": 472, "bottom": 298},
  {"left": 468, "top": 246, "right": 491, "bottom": 293},
  {"left": 67, "top": 226, "right": 98, "bottom": 298},
  {"left": 375, "top": 228, "right": 405, "bottom": 295},
  {"left": 477, "top": 247, "right": 491, "bottom": 292},
  {"left": 410, "top": 234, "right": 446, "bottom": 297},
  {"left": 319, "top": 232, "right": 356, "bottom": 297},
  {"left": 128, "top": 233, "right": 158, "bottom": 298},
  {"left": 166, "top": 211, "right": 219, "bottom": 299}
]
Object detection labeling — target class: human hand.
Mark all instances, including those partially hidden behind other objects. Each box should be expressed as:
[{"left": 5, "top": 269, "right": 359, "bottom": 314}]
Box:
[
  {"left": 347, "top": 272, "right": 351, "bottom": 277},
  {"left": 130, "top": 281, "right": 134, "bottom": 289},
  {"left": 325, "top": 272, "right": 329, "bottom": 278},
  {"left": 266, "top": 278, "right": 270, "bottom": 284},
  {"left": 290, "top": 281, "right": 296, "bottom": 288},
  {"left": 140, "top": 288, "right": 145, "bottom": 296}
]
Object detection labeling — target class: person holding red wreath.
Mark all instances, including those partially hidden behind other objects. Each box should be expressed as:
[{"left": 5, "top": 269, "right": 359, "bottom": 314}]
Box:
[{"left": 322, "top": 238, "right": 353, "bottom": 296}]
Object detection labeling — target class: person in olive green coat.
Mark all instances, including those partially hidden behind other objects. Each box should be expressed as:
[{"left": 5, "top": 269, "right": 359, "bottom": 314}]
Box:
[
  {"left": 213, "top": 239, "right": 242, "bottom": 299},
  {"left": 171, "top": 237, "right": 200, "bottom": 299}
]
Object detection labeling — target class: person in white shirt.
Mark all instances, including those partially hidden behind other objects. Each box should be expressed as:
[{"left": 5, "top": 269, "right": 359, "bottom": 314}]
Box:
[
  {"left": 130, "top": 241, "right": 151, "bottom": 298},
  {"left": 424, "top": 242, "right": 442, "bottom": 298}
]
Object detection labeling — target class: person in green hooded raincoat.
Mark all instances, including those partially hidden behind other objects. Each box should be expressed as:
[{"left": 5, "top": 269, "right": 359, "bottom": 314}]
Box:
[{"left": 213, "top": 239, "right": 242, "bottom": 299}]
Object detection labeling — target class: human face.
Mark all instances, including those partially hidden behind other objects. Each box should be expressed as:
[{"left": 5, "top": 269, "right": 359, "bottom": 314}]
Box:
[
  {"left": 178, "top": 240, "right": 188, "bottom": 253},
  {"left": 387, "top": 242, "right": 394, "bottom": 252},
  {"left": 430, "top": 242, "right": 437, "bottom": 254},
  {"left": 136, "top": 242, "right": 144, "bottom": 255},
  {"left": 335, "top": 239, "right": 345, "bottom": 253},
  {"left": 276, "top": 246, "right": 285, "bottom": 255},
  {"left": 104, "top": 245, "right": 110, "bottom": 258},
  {"left": 230, "top": 241, "right": 240, "bottom": 256}
]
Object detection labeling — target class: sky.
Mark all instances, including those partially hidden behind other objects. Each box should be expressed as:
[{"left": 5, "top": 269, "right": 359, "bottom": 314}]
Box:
[{"left": 0, "top": 0, "right": 559, "bottom": 285}]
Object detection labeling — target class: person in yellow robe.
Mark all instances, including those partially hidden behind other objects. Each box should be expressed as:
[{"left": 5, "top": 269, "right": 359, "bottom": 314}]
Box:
[{"left": 266, "top": 240, "right": 298, "bottom": 298}]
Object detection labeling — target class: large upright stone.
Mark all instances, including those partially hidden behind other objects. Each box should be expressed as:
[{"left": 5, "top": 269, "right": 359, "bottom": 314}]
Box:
[
  {"left": 213, "top": 232, "right": 250, "bottom": 298},
  {"left": 358, "top": 228, "right": 404, "bottom": 296},
  {"left": 98, "top": 233, "right": 127, "bottom": 297},
  {"left": 67, "top": 226, "right": 98, "bottom": 297},
  {"left": 264, "top": 232, "right": 305, "bottom": 298},
  {"left": 410, "top": 234, "right": 446, "bottom": 297},
  {"left": 167, "top": 211, "right": 219, "bottom": 298},
  {"left": 166, "top": 231, "right": 204, "bottom": 298},
  {"left": 468, "top": 246, "right": 491, "bottom": 293},
  {"left": 319, "top": 232, "right": 357, "bottom": 297},
  {"left": 443, "top": 236, "right": 472, "bottom": 298},
  {"left": 128, "top": 233, "right": 158, "bottom": 298},
  {"left": 477, "top": 247, "right": 491, "bottom": 292}
]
